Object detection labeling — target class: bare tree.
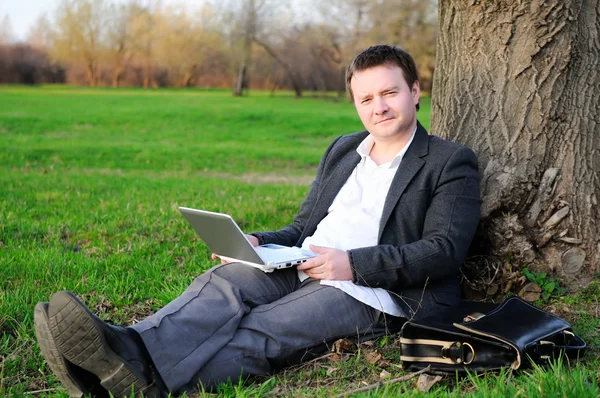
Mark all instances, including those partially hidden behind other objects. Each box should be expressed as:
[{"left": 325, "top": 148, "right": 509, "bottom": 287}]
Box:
[
  {"left": 10, "top": 0, "right": 438, "bottom": 92},
  {"left": 51, "top": 0, "right": 109, "bottom": 86},
  {"left": 129, "top": 4, "right": 158, "bottom": 88},
  {"left": 232, "top": 0, "right": 259, "bottom": 96},
  {"left": 0, "top": 14, "right": 15, "bottom": 44},
  {"left": 314, "top": 0, "right": 438, "bottom": 93},
  {"left": 153, "top": 4, "right": 222, "bottom": 88},
  {"left": 26, "top": 14, "right": 54, "bottom": 49},
  {"left": 106, "top": 1, "right": 143, "bottom": 87},
  {"left": 314, "top": 0, "right": 371, "bottom": 58},
  {"left": 252, "top": 36, "right": 304, "bottom": 97},
  {"left": 216, "top": 0, "right": 290, "bottom": 95},
  {"left": 265, "top": 24, "right": 345, "bottom": 98},
  {"left": 432, "top": 1, "right": 600, "bottom": 290},
  {"left": 368, "top": 0, "right": 437, "bottom": 92}
]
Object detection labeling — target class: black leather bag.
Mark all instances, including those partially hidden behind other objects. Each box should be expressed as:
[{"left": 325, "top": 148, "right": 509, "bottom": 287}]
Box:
[{"left": 400, "top": 296, "right": 586, "bottom": 373}]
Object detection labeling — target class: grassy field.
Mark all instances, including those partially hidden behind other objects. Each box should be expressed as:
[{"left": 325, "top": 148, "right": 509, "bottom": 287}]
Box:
[{"left": 0, "top": 86, "right": 598, "bottom": 397}]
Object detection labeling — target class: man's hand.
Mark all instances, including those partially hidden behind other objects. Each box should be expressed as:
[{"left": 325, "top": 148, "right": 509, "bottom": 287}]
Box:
[
  {"left": 246, "top": 234, "right": 259, "bottom": 247},
  {"left": 297, "top": 244, "right": 353, "bottom": 281},
  {"left": 211, "top": 234, "right": 260, "bottom": 263}
]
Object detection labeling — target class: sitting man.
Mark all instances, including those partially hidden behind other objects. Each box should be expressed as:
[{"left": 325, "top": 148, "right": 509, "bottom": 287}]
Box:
[{"left": 34, "top": 44, "right": 481, "bottom": 397}]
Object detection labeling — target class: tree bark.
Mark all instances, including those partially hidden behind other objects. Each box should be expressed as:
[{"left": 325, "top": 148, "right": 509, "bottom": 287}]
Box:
[{"left": 432, "top": 0, "right": 600, "bottom": 290}]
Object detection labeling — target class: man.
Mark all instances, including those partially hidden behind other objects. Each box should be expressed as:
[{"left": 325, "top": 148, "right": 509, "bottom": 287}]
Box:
[{"left": 34, "top": 45, "right": 481, "bottom": 397}]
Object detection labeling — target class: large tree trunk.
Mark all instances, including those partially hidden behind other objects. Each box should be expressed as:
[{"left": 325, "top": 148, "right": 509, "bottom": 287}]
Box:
[{"left": 432, "top": 1, "right": 600, "bottom": 293}]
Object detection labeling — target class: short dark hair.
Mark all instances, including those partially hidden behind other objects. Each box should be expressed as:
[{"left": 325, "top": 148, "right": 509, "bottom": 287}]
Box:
[{"left": 346, "top": 45, "right": 420, "bottom": 110}]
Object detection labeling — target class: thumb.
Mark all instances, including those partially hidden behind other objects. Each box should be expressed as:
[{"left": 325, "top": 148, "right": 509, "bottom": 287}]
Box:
[{"left": 309, "top": 244, "right": 328, "bottom": 254}]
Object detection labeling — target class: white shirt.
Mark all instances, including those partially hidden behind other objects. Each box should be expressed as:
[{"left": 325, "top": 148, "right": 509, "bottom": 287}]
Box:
[{"left": 299, "top": 128, "right": 417, "bottom": 317}]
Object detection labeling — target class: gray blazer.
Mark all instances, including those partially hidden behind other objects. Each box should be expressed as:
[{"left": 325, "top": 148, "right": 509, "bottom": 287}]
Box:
[{"left": 254, "top": 122, "right": 481, "bottom": 319}]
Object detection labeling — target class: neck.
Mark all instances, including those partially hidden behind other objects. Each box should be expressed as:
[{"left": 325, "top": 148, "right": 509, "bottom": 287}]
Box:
[{"left": 369, "top": 127, "right": 415, "bottom": 165}]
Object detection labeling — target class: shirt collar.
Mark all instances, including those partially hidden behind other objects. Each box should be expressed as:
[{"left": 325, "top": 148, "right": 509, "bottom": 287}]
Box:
[{"left": 356, "top": 126, "right": 418, "bottom": 168}]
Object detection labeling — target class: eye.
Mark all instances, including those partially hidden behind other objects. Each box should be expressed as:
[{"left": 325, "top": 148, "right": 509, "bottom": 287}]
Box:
[
  {"left": 361, "top": 98, "right": 371, "bottom": 104},
  {"left": 384, "top": 91, "right": 397, "bottom": 96}
]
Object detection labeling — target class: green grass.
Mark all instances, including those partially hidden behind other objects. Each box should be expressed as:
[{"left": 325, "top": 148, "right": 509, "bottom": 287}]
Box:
[{"left": 0, "top": 86, "right": 597, "bottom": 397}]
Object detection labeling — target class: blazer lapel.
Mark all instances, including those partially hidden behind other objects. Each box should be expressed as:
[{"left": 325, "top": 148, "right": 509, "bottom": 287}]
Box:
[{"left": 378, "top": 123, "right": 429, "bottom": 241}]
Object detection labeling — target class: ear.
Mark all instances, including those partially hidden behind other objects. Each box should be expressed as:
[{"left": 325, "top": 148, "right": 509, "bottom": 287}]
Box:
[{"left": 411, "top": 81, "right": 421, "bottom": 105}]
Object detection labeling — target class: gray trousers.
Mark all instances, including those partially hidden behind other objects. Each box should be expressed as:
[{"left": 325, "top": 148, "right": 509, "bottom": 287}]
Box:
[{"left": 131, "top": 263, "right": 404, "bottom": 393}]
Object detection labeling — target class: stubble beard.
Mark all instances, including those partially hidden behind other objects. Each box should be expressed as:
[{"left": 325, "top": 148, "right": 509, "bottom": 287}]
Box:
[{"left": 374, "top": 115, "right": 415, "bottom": 143}]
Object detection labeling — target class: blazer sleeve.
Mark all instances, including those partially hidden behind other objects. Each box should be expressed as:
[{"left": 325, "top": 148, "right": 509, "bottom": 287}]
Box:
[
  {"left": 250, "top": 135, "right": 343, "bottom": 247},
  {"left": 348, "top": 145, "right": 481, "bottom": 290}
]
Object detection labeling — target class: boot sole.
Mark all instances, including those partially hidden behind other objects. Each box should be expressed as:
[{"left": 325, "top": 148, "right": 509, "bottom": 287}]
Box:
[
  {"left": 34, "top": 302, "right": 88, "bottom": 398},
  {"left": 47, "top": 291, "right": 149, "bottom": 398}
]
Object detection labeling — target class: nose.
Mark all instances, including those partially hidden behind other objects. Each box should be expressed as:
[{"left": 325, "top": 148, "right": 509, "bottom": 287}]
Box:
[{"left": 374, "top": 96, "right": 388, "bottom": 115}]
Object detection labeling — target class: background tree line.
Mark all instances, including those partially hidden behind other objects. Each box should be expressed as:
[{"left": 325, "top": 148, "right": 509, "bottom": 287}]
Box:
[{"left": 0, "top": 0, "right": 437, "bottom": 96}]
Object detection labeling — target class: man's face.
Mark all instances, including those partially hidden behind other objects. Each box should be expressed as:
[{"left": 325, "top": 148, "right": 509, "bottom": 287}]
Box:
[{"left": 351, "top": 65, "right": 420, "bottom": 142}]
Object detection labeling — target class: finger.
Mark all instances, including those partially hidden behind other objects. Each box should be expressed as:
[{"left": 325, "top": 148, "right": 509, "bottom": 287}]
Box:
[
  {"left": 309, "top": 244, "right": 328, "bottom": 254},
  {"left": 305, "top": 268, "right": 327, "bottom": 280},
  {"left": 297, "top": 256, "right": 324, "bottom": 270},
  {"left": 310, "top": 244, "right": 333, "bottom": 254},
  {"left": 297, "top": 259, "right": 313, "bottom": 270},
  {"left": 211, "top": 253, "right": 218, "bottom": 260},
  {"left": 246, "top": 234, "right": 259, "bottom": 247}
]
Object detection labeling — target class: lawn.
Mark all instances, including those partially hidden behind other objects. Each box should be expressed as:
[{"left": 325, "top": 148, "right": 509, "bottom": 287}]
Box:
[{"left": 0, "top": 86, "right": 597, "bottom": 397}]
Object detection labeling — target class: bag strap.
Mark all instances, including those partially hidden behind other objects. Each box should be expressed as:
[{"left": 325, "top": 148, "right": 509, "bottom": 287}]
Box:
[{"left": 400, "top": 337, "right": 476, "bottom": 365}]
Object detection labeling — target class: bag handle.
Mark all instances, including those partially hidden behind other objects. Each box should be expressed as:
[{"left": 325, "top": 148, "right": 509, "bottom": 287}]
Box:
[{"left": 531, "top": 330, "right": 587, "bottom": 362}]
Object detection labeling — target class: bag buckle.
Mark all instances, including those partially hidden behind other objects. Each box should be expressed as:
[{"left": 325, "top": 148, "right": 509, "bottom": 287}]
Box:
[
  {"left": 563, "top": 330, "right": 575, "bottom": 344},
  {"left": 442, "top": 342, "right": 475, "bottom": 365},
  {"left": 538, "top": 340, "right": 554, "bottom": 360},
  {"left": 463, "top": 312, "right": 486, "bottom": 322},
  {"left": 538, "top": 330, "right": 574, "bottom": 360}
]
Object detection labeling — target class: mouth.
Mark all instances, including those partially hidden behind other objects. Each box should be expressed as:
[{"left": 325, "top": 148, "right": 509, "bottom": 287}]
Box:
[{"left": 376, "top": 117, "right": 394, "bottom": 125}]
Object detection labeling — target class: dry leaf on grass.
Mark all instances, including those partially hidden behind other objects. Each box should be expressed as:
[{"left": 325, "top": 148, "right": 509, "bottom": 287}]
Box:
[
  {"left": 416, "top": 374, "right": 443, "bottom": 392},
  {"left": 379, "top": 370, "right": 391, "bottom": 380},
  {"left": 331, "top": 338, "right": 357, "bottom": 354},
  {"left": 328, "top": 352, "right": 342, "bottom": 362},
  {"left": 363, "top": 350, "right": 383, "bottom": 365},
  {"left": 519, "top": 282, "right": 542, "bottom": 302}
]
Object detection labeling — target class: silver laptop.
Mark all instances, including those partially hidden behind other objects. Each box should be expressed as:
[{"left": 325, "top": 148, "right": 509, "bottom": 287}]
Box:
[{"left": 178, "top": 207, "right": 317, "bottom": 270}]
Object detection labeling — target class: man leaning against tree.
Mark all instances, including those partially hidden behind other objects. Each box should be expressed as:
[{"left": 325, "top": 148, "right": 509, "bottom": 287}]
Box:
[{"left": 34, "top": 44, "right": 482, "bottom": 397}]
